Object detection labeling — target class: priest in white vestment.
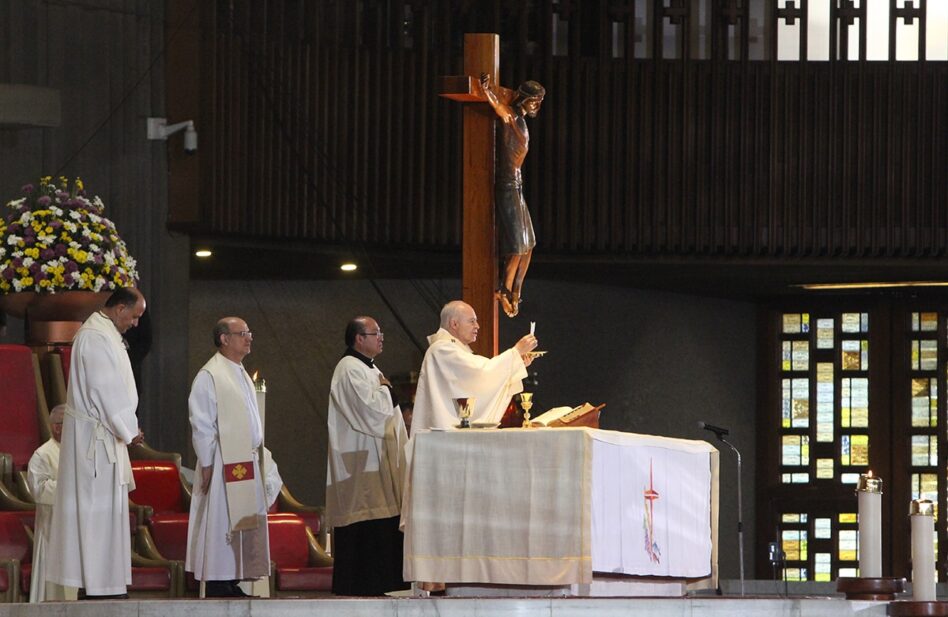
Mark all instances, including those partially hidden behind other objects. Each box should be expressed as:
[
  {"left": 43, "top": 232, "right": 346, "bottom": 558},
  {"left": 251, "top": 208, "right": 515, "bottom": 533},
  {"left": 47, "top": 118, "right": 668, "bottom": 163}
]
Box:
[
  {"left": 326, "top": 316, "right": 409, "bottom": 596},
  {"left": 47, "top": 287, "right": 146, "bottom": 598},
  {"left": 27, "top": 406, "right": 77, "bottom": 602},
  {"left": 412, "top": 300, "right": 538, "bottom": 432},
  {"left": 186, "top": 317, "right": 269, "bottom": 598}
]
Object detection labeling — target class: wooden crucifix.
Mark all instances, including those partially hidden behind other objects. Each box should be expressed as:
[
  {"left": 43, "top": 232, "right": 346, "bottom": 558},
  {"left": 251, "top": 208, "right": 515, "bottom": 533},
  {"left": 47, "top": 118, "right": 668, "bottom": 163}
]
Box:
[{"left": 438, "top": 33, "right": 501, "bottom": 358}]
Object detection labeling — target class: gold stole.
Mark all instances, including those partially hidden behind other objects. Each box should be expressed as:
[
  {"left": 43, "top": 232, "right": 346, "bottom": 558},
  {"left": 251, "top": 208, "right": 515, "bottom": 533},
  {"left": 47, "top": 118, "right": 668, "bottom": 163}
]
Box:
[{"left": 205, "top": 353, "right": 261, "bottom": 532}]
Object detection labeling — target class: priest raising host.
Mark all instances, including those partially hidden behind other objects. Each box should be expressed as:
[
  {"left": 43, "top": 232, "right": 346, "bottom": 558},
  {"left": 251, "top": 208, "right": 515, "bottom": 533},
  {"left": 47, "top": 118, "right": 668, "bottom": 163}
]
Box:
[{"left": 411, "top": 300, "right": 538, "bottom": 432}]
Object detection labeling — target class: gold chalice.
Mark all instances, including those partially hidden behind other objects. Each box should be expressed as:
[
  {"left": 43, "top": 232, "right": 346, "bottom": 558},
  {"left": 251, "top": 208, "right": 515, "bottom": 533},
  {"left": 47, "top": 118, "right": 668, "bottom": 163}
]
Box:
[
  {"left": 453, "top": 397, "right": 475, "bottom": 429},
  {"left": 521, "top": 392, "right": 534, "bottom": 428}
]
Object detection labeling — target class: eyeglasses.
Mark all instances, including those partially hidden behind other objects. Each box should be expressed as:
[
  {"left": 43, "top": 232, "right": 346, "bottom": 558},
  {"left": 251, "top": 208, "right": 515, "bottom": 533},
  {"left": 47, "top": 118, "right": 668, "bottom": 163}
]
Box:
[
  {"left": 227, "top": 330, "right": 253, "bottom": 338},
  {"left": 361, "top": 331, "right": 384, "bottom": 339}
]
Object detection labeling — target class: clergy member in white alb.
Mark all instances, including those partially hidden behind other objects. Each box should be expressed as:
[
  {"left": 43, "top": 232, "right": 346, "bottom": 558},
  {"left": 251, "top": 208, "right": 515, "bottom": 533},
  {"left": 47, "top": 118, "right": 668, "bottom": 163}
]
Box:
[
  {"left": 186, "top": 317, "right": 269, "bottom": 598},
  {"left": 47, "top": 287, "right": 146, "bottom": 599},
  {"left": 326, "top": 316, "right": 409, "bottom": 596},
  {"left": 412, "top": 300, "right": 538, "bottom": 432},
  {"left": 27, "top": 405, "right": 77, "bottom": 602}
]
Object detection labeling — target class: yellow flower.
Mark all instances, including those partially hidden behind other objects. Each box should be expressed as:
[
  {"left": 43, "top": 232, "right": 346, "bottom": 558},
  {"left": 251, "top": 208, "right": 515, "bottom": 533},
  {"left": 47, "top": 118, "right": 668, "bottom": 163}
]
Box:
[
  {"left": 39, "top": 279, "right": 51, "bottom": 288},
  {"left": 59, "top": 176, "right": 68, "bottom": 189},
  {"left": 21, "top": 276, "right": 34, "bottom": 287},
  {"left": 24, "top": 248, "right": 40, "bottom": 259},
  {"left": 76, "top": 178, "right": 84, "bottom": 191}
]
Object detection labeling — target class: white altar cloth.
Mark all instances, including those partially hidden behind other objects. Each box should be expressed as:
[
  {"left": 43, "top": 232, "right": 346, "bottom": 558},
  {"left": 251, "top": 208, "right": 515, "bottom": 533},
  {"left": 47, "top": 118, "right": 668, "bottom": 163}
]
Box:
[{"left": 402, "top": 427, "right": 718, "bottom": 589}]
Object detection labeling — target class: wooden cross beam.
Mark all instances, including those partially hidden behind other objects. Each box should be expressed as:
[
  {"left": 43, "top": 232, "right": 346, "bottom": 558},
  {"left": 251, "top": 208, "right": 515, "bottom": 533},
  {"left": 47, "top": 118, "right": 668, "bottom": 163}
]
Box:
[{"left": 437, "top": 33, "right": 500, "bottom": 358}]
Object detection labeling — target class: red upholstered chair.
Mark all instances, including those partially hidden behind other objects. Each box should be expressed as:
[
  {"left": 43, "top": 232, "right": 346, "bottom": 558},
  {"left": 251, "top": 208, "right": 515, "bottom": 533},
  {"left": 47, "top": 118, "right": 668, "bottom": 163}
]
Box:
[
  {"left": 146, "top": 513, "right": 198, "bottom": 594},
  {"left": 272, "top": 484, "right": 330, "bottom": 552},
  {"left": 0, "top": 345, "right": 49, "bottom": 491},
  {"left": 267, "top": 513, "right": 333, "bottom": 597},
  {"left": 129, "top": 461, "right": 192, "bottom": 520},
  {"left": 0, "top": 511, "right": 32, "bottom": 603},
  {"left": 129, "top": 521, "right": 182, "bottom": 598}
]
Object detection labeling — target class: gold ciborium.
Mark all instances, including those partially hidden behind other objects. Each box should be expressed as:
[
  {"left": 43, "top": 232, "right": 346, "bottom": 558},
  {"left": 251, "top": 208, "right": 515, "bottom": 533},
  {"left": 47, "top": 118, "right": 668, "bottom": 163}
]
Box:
[
  {"left": 453, "top": 397, "right": 475, "bottom": 429},
  {"left": 521, "top": 392, "right": 534, "bottom": 428}
]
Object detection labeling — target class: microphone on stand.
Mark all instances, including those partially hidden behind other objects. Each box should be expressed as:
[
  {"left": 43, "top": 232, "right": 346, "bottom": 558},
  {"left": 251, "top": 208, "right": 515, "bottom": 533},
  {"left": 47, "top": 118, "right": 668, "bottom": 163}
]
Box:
[
  {"left": 698, "top": 420, "right": 744, "bottom": 596},
  {"left": 698, "top": 421, "right": 730, "bottom": 440}
]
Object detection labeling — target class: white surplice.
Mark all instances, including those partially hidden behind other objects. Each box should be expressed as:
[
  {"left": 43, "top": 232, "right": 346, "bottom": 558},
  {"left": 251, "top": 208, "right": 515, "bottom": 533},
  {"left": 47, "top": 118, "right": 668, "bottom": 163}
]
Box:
[
  {"left": 186, "top": 355, "right": 269, "bottom": 581},
  {"left": 326, "top": 355, "right": 408, "bottom": 528},
  {"left": 27, "top": 439, "right": 76, "bottom": 602},
  {"left": 47, "top": 311, "right": 140, "bottom": 596},
  {"left": 411, "top": 328, "right": 527, "bottom": 432}
]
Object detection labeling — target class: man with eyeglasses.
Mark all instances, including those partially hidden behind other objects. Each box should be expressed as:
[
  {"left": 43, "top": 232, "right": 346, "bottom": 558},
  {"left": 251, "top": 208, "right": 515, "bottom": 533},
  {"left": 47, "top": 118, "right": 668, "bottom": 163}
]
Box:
[
  {"left": 186, "top": 317, "right": 270, "bottom": 597},
  {"left": 412, "top": 300, "right": 538, "bottom": 433},
  {"left": 326, "top": 316, "right": 409, "bottom": 596}
]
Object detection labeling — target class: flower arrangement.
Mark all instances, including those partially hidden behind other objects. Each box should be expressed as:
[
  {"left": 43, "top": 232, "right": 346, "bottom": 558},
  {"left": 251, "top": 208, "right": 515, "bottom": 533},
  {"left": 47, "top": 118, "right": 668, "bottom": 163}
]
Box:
[{"left": 0, "top": 176, "right": 139, "bottom": 294}]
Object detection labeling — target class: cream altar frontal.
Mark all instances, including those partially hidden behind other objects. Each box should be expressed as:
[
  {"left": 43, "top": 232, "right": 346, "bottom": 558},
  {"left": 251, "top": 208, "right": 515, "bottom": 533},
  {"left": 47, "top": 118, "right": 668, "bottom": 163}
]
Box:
[{"left": 402, "top": 427, "right": 719, "bottom": 597}]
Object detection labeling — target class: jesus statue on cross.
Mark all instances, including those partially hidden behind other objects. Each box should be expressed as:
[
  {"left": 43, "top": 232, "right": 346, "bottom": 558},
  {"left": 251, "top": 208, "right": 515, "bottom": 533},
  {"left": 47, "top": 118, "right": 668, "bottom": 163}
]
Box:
[{"left": 478, "top": 73, "right": 545, "bottom": 318}]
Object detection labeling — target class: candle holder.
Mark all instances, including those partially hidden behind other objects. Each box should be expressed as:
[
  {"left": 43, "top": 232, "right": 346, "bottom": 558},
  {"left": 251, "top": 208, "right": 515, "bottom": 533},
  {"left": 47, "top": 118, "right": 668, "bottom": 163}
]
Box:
[
  {"left": 837, "top": 472, "right": 905, "bottom": 601},
  {"left": 520, "top": 392, "right": 534, "bottom": 428},
  {"left": 888, "top": 499, "right": 946, "bottom": 616}
]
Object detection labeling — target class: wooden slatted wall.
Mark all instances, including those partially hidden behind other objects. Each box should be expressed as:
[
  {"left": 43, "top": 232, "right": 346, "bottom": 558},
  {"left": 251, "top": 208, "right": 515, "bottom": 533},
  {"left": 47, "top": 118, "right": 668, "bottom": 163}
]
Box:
[{"left": 172, "top": 0, "right": 948, "bottom": 260}]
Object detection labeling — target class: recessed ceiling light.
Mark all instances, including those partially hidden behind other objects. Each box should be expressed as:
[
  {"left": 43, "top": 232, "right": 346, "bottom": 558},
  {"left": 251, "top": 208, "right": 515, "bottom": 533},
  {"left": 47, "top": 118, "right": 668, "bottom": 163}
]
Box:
[
  {"left": 194, "top": 249, "right": 213, "bottom": 258},
  {"left": 340, "top": 263, "right": 357, "bottom": 272}
]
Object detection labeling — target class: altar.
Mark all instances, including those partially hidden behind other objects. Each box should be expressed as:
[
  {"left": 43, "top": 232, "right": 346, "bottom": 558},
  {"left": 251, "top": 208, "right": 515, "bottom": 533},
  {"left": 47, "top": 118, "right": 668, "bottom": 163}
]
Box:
[{"left": 402, "top": 427, "right": 719, "bottom": 596}]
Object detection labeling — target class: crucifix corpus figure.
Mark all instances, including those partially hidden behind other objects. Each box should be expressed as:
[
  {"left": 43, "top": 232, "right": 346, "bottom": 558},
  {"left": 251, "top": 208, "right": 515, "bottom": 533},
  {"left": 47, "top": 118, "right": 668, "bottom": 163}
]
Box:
[{"left": 478, "top": 73, "right": 545, "bottom": 318}]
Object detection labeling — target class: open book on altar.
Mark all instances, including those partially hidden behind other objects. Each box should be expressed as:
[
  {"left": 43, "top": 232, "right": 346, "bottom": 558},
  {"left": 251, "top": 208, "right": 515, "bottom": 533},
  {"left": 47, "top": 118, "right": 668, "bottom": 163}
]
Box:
[{"left": 530, "top": 402, "right": 605, "bottom": 428}]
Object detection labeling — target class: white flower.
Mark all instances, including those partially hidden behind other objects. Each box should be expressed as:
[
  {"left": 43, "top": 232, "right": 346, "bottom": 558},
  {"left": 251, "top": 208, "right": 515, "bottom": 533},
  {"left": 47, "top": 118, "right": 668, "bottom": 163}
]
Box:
[
  {"left": 12, "top": 279, "right": 23, "bottom": 292},
  {"left": 69, "top": 241, "right": 81, "bottom": 250},
  {"left": 69, "top": 271, "right": 81, "bottom": 283},
  {"left": 22, "top": 257, "right": 34, "bottom": 268},
  {"left": 6, "top": 235, "right": 21, "bottom": 246},
  {"left": 7, "top": 198, "right": 26, "bottom": 207},
  {"left": 68, "top": 210, "right": 81, "bottom": 220},
  {"left": 92, "top": 277, "right": 106, "bottom": 292},
  {"left": 89, "top": 243, "right": 100, "bottom": 253},
  {"left": 103, "top": 251, "right": 116, "bottom": 266},
  {"left": 51, "top": 206, "right": 63, "bottom": 216},
  {"left": 63, "top": 221, "right": 77, "bottom": 233}
]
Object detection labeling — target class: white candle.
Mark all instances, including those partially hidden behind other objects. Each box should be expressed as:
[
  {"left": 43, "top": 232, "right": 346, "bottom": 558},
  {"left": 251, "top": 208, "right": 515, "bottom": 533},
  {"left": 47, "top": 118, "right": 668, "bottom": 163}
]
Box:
[
  {"left": 857, "top": 473, "right": 883, "bottom": 577},
  {"left": 911, "top": 499, "right": 936, "bottom": 601},
  {"left": 255, "top": 377, "right": 267, "bottom": 441},
  {"left": 530, "top": 321, "right": 536, "bottom": 335}
]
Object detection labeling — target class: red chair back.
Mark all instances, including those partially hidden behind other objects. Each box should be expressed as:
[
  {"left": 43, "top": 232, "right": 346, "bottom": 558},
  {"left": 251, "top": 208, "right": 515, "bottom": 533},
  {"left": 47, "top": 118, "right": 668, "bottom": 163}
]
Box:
[
  {"left": 267, "top": 513, "right": 309, "bottom": 568},
  {"left": 0, "top": 345, "right": 41, "bottom": 469},
  {"left": 147, "top": 513, "right": 190, "bottom": 561},
  {"left": 129, "top": 461, "right": 186, "bottom": 513},
  {"left": 0, "top": 512, "right": 32, "bottom": 563}
]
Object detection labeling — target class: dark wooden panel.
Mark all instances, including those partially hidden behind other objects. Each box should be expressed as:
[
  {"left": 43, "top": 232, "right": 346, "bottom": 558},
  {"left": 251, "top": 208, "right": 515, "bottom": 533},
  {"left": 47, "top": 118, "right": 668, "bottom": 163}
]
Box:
[{"left": 171, "top": 0, "right": 948, "bottom": 264}]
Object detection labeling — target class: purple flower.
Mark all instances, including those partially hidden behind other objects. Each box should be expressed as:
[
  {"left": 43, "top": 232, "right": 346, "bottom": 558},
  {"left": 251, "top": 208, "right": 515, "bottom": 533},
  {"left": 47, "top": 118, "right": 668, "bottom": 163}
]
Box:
[
  {"left": 29, "top": 262, "right": 42, "bottom": 276},
  {"left": 11, "top": 257, "right": 23, "bottom": 268},
  {"left": 8, "top": 223, "right": 20, "bottom": 233},
  {"left": 34, "top": 270, "right": 46, "bottom": 281},
  {"left": 1, "top": 268, "right": 13, "bottom": 281},
  {"left": 93, "top": 254, "right": 103, "bottom": 265},
  {"left": 64, "top": 261, "right": 79, "bottom": 273},
  {"left": 55, "top": 244, "right": 67, "bottom": 257},
  {"left": 40, "top": 248, "right": 55, "bottom": 260},
  {"left": 36, "top": 196, "right": 51, "bottom": 206},
  {"left": 21, "top": 184, "right": 34, "bottom": 194},
  {"left": 50, "top": 220, "right": 62, "bottom": 229}
]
